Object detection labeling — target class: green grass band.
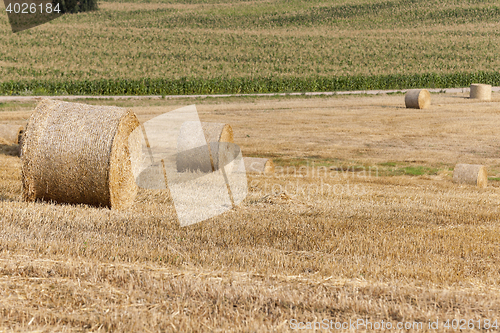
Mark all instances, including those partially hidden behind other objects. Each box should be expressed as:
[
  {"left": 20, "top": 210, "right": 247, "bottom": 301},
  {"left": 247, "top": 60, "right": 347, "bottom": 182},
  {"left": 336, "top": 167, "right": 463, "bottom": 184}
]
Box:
[{"left": 2, "top": 71, "right": 499, "bottom": 96}]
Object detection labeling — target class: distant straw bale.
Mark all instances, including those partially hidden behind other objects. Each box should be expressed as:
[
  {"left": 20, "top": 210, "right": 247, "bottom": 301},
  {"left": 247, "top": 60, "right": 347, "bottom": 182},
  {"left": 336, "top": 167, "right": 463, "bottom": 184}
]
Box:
[
  {"left": 405, "top": 89, "right": 431, "bottom": 109},
  {"left": 452, "top": 163, "right": 487, "bottom": 188},
  {"left": 21, "top": 99, "right": 140, "bottom": 209},
  {"left": 177, "top": 122, "right": 234, "bottom": 172},
  {"left": 470, "top": 84, "right": 491, "bottom": 101},
  {"left": 240, "top": 157, "right": 275, "bottom": 175},
  {"left": 0, "top": 124, "right": 24, "bottom": 144}
]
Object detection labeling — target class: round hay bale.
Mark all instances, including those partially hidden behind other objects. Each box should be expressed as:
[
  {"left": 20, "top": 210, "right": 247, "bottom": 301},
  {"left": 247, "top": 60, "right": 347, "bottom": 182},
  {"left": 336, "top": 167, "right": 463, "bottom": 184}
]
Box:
[
  {"left": 405, "top": 89, "right": 431, "bottom": 109},
  {"left": 21, "top": 99, "right": 140, "bottom": 209},
  {"left": 240, "top": 157, "right": 275, "bottom": 175},
  {"left": 0, "top": 124, "right": 24, "bottom": 144},
  {"left": 177, "top": 122, "right": 234, "bottom": 172},
  {"left": 202, "top": 122, "right": 233, "bottom": 145},
  {"left": 470, "top": 83, "right": 491, "bottom": 101},
  {"left": 452, "top": 163, "right": 487, "bottom": 188}
]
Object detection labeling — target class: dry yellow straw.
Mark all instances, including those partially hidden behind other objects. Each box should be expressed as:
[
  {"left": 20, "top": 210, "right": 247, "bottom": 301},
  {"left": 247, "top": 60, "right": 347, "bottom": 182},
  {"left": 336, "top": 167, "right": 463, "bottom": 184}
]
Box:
[{"left": 21, "top": 99, "right": 140, "bottom": 209}]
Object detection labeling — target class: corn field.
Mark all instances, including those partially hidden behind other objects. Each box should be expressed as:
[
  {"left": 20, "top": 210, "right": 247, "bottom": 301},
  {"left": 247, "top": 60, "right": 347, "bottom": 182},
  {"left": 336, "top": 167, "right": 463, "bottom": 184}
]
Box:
[
  {"left": 1, "top": 0, "right": 500, "bottom": 94},
  {"left": 1, "top": 71, "right": 499, "bottom": 95}
]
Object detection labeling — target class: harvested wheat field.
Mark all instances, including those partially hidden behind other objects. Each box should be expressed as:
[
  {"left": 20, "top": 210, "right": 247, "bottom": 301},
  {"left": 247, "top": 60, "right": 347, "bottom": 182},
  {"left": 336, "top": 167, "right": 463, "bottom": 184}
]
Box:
[{"left": 1, "top": 92, "right": 500, "bottom": 332}]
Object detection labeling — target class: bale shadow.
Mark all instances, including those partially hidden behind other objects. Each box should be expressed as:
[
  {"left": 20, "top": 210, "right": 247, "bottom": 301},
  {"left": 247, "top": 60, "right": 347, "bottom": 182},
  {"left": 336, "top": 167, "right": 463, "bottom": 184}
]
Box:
[
  {"left": 449, "top": 96, "right": 471, "bottom": 99},
  {"left": 0, "top": 194, "right": 17, "bottom": 202},
  {"left": 378, "top": 105, "right": 406, "bottom": 109},
  {"left": 0, "top": 143, "right": 20, "bottom": 156}
]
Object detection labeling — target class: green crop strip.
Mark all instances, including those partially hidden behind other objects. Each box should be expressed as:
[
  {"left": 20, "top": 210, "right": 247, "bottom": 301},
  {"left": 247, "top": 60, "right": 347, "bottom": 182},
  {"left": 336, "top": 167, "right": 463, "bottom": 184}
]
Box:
[{"left": 1, "top": 71, "right": 499, "bottom": 96}]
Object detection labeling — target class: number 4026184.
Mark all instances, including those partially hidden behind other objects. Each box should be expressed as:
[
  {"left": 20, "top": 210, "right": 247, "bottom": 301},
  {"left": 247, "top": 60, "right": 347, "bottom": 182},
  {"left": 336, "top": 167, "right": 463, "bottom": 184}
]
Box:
[
  {"left": 443, "top": 319, "right": 498, "bottom": 330},
  {"left": 5, "top": 2, "right": 61, "bottom": 14}
]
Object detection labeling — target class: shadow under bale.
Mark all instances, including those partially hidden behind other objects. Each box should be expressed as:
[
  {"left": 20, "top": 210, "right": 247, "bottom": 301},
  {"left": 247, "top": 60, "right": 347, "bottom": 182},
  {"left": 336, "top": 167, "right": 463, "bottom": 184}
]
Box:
[{"left": 0, "top": 143, "right": 21, "bottom": 156}]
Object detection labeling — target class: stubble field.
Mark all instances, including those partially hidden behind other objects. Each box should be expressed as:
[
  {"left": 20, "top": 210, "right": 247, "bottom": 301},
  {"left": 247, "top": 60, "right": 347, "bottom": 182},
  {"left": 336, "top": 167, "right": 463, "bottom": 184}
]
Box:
[{"left": 1, "top": 92, "right": 500, "bottom": 331}]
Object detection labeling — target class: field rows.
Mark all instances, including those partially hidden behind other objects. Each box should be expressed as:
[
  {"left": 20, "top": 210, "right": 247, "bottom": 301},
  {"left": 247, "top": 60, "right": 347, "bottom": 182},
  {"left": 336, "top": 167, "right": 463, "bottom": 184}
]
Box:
[{"left": 1, "top": 0, "right": 500, "bottom": 89}]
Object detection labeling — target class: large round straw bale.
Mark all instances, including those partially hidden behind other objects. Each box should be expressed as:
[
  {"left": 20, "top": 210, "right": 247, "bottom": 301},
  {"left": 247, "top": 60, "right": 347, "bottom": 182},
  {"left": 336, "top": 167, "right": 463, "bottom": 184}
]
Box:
[
  {"left": 240, "top": 157, "right": 275, "bottom": 175},
  {"left": 452, "top": 163, "right": 487, "bottom": 188},
  {"left": 470, "top": 84, "right": 491, "bottom": 101},
  {"left": 0, "top": 124, "right": 24, "bottom": 144},
  {"left": 405, "top": 89, "right": 431, "bottom": 109},
  {"left": 177, "top": 122, "right": 234, "bottom": 172},
  {"left": 21, "top": 99, "right": 140, "bottom": 209}
]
